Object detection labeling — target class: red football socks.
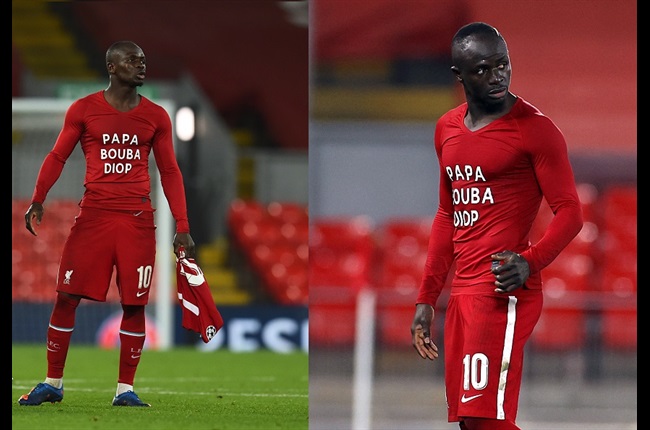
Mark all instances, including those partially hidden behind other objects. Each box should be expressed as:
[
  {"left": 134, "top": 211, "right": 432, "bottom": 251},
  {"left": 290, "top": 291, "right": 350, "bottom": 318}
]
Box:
[
  {"left": 46, "top": 294, "right": 80, "bottom": 379},
  {"left": 117, "top": 305, "right": 146, "bottom": 386}
]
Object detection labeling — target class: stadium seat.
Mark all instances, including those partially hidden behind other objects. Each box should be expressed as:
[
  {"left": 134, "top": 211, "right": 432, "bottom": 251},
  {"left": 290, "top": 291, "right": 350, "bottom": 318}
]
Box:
[
  {"left": 530, "top": 278, "right": 589, "bottom": 351},
  {"left": 237, "top": 218, "right": 284, "bottom": 250},
  {"left": 266, "top": 201, "right": 309, "bottom": 225},
  {"left": 226, "top": 199, "right": 309, "bottom": 306},
  {"left": 375, "top": 287, "right": 423, "bottom": 349},
  {"left": 373, "top": 218, "right": 428, "bottom": 348},
  {"left": 601, "top": 306, "right": 637, "bottom": 350},
  {"left": 528, "top": 184, "right": 602, "bottom": 351},
  {"left": 377, "top": 217, "right": 432, "bottom": 290},
  {"left": 12, "top": 198, "right": 121, "bottom": 303},
  {"left": 531, "top": 261, "right": 594, "bottom": 351},
  {"left": 597, "top": 185, "right": 636, "bottom": 351},
  {"left": 253, "top": 242, "right": 303, "bottom": 270},
  {"left": 309, "top": 216, "right": 375, "bottom": 291},
  {"left": 251, "top": 241, "right": 308, "bottom": 304},
  {"left": 599, "top": 185, "right": 637, "bottom": 292},
  {"left": 309, "top": 216, "right": 376, "bottom": 348},
  {"left": 13, "top": 198, "right": 65, "bottom": 303},
  {"left": 279, "top": 220, "right": 309, "bottom": 246},
  {"left": 261, "top": 259, "right": 308, "bottom": 306},
  {"left": 228, "top": 199, "right": 266, "bottom": 238},
  {"left": 308, "top": 295, "right": 358, "bottom": 348}
]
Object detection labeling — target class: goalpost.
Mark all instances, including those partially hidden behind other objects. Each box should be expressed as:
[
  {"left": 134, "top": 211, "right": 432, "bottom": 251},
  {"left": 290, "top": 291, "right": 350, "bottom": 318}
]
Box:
[
  {"left": 352, "top": 287, "right": 377, "bottom": 430},
  {"left": 12, "top": 97, "right": 177, "bottom": 350}
]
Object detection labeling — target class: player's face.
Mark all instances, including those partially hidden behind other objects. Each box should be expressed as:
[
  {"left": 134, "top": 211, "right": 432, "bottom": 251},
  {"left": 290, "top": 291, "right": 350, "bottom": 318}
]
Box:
[
  {"left": 455, "top": 37, "right": 511, "bottom": 110},
  {"left": 114, "top": 47, "right": 146, "bottom": 88}
]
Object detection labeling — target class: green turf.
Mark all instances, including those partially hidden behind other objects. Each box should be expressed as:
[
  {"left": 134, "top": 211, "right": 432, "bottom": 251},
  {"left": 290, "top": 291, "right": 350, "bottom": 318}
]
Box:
[{"left": 12, "top": 344, "right": 308, "bottom": 429}]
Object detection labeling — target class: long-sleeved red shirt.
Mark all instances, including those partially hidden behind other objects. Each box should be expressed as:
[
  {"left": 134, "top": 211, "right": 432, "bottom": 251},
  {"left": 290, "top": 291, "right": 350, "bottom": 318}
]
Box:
[
  {"left": 31, "top": 91, "right": 190, "bottom": 233},
  {"left": 417, "top": 96, "right": 583, "bottom": 308}
]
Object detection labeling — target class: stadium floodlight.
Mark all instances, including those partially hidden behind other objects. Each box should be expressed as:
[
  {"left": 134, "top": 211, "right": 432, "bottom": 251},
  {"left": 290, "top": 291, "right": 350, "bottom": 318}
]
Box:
[{"left": 175, "top": 106, "right": 195, "bottom": 141}]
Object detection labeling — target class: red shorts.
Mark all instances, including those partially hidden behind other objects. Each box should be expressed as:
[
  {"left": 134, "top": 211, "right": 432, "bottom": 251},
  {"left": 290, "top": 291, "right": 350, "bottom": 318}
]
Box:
[
  {"left": 443, "top": 284, "right": 543, "bottom": 423},
  {"left": 56, "top": 206, "right": 157, "bottom": 305}
]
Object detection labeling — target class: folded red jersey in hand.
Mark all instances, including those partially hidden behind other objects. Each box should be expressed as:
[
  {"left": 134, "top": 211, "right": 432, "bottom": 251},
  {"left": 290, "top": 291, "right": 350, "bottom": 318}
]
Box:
[{"left": 176, "top": 251, "right": 224, "bottom": 343}]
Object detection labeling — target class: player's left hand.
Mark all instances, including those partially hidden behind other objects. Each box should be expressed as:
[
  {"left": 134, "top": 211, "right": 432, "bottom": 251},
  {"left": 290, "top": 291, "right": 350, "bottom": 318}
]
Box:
[
  {"left": 490, "top": 250, "right": 530, "bottom": 293},
  {"left": 173, "top": 232, "right": 196, "bottom": 259}
]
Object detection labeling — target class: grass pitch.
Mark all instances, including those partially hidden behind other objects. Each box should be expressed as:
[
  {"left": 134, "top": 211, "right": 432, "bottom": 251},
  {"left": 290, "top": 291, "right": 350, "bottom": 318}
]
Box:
[{"left": 12, "top": 344, "right": 308, "bottom": 429}]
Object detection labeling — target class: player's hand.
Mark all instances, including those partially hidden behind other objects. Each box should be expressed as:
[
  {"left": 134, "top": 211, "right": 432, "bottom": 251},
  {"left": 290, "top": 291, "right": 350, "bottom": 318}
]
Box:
[
  {"left": 490, "top": 250, "right": 530, "bottom": 293},
  {"left": 173, "top": 232, "right": 196, "bottom": 259},
  {"left": 24, "top": 202, "right": 44, "bottom": 236},
  {"left": 411, "top": 304, "right": 439, "bottom": 360}
]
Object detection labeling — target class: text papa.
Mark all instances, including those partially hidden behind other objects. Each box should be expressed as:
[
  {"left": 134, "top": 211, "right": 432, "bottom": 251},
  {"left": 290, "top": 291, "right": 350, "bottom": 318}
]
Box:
[{"left": 101, "top": 133, "right": 141, "bottom": 174}]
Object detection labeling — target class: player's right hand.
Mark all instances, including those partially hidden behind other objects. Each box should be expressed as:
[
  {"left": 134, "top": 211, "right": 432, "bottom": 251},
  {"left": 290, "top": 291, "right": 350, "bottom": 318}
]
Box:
[
  {"left": 25, "top": 202, "right": 44, "bottom": 236},
  {"left": 411, "top": 304, "right": 439, "bottom": 360}
]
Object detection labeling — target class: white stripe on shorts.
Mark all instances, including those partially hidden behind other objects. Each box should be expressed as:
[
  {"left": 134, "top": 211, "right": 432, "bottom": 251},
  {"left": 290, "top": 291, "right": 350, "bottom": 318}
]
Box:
[{"left": 497, "top": 295, "right": 517, "bottom": 420}]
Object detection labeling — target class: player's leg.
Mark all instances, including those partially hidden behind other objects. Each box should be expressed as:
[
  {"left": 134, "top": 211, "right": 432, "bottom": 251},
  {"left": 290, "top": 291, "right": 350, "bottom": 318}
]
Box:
[
  {"left": 18, "top": 207, "right": 113, "bottom": 406},
  {"left": 50, "top": 206, "right": 115, "bottom": 380},
  {"left": 112, "top": 209, "right": 156, "bottom": 407},
  {"left": 17, "top": 292, "right": 81, "bottom": 405},
  {"left": 44, "top": 292, "right": 81, "bottom": 386},
  {"left": 112, "top": 303, "right": 150, "bottom": 406},
  {"left": 443, "top": 295, "right": 465, "bottom": 423},
  {"left": 456, "top": 289, "right": 542, "bottom": 426}
]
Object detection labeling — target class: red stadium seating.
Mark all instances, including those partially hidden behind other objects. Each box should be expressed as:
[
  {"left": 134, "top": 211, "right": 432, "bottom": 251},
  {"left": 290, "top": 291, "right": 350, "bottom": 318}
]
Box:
[
  {"left": 267, "top": 201, "right": 309, "bottom": 226},
  {"left": 599, "top": 185, "right": 637, "bottom": 293},
  {"left": 279, "top": 221, "right": 309, "bottom": 246},
  {"left": 308, "top": 292, "right": 358, "bottom": 348},
  {"left": 12, "top": 198, "right": 121, "bottom": 303},
  {"left": 374, "top": 217, "right": 432, "bottom": 348},
  {"left": 13, "top": 198, "right": 70, "bottom": 303},
  {"left": 250, "top": 241, "right": 308, "bottom": 305},
  {"left": 309, "top": 216, "right": 376, "bottom": 347},
  {"left": 261, "top": 258, "right": 309, "bottom": 306},
  {"left": 227, "top": 199, "right": 267, "bottom": 247},
  {"left": 309, "top": 216, "right": 375, "bottom": 290},
  {"left": 227, "top": 199, "right": 309, "bottom": 306},
  {"left": 527, "top": 184, "right": 600, "bottom": 351},
  {"left": 601, "top": 307, "right": 637, "bottom": 350},
  {"left": 598, "top": 185, "right": 637, "bottom": 350},
  {"left": 377, "top": 217, "right": 432, "bottom": 290}
]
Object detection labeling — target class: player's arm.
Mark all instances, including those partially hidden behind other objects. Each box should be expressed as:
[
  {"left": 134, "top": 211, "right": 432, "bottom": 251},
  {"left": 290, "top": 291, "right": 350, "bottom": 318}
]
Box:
[
  {"left": 412, "top": 192, "right": 454, "bottom": 354},
  {"left": 416, "top": 122, "right": 455, "bottom": 308},
  {"left": 519, "top": 119, "right": 584, "bottom": 273},
  {"left": 151, "top": 110, "right": 195, "bottom": 258},
  {"left": 412, "top": 124, "right": 455, "bottom": 357},
  {"left": 26, "top": 102, "right": 83, "bottom": 235},
  {"left": 416, "top": 203, "right": 455, "bottom": 307}
]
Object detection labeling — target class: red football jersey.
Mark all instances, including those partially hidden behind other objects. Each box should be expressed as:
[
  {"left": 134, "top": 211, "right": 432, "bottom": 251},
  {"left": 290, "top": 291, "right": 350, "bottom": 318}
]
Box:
[
  {"left": 176, "top": 250, "right": 224, "bottom": 343},
  {"left": 31, "top": 91, "right": 189, "bottom": 232},
  {"left": 417, "top": 97, "right": 583, "bottom": 307}
]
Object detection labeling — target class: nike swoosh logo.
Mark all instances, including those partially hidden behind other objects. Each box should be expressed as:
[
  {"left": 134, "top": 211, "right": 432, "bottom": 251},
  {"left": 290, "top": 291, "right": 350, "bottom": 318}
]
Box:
[
  {"left": 136, "top": 290, "right": 148, "bottom": 297},
  {"left": 460, "top": 394, "right": 483, "bottom": 403},
  {"left": 133, "top": 211, "right": 143, "bottom": 216},
  {"left": 47, "top": 347, "right": 58, "bottom": 352},
  {"left": 131, "top": 355, "right": 141, "bottom": 359}
]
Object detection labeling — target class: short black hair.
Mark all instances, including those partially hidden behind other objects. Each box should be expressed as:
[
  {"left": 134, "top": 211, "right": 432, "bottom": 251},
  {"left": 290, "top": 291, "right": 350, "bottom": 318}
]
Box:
[
  {"left": 105, "top": 40, "right": 141, "bottom": 64},
  {"left": 452, "top": 22, "right": 503, "bottom": 46}
]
